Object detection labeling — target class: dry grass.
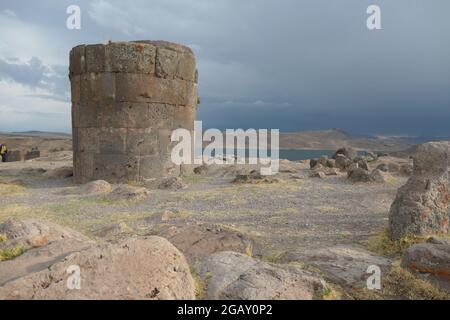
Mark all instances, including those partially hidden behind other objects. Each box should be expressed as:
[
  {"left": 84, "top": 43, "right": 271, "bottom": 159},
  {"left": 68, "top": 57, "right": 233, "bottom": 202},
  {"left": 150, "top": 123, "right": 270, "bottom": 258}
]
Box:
[
  {"left": 383, "top": 264, "right": 450, "bottom": 300},
  {"left": 0, "top": 183, "right": 26, "bottom": 196},
  {"left": 0, "top": 246, "right": 26, "bottom": 261},
  {"left": 365, "top": 229, "right": 427, "bottom": 257}
]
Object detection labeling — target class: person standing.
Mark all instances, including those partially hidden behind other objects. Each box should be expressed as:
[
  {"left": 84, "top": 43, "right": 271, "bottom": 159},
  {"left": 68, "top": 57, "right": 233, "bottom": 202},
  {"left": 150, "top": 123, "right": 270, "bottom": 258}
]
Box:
[{"left": 0, "top": 144, "right": 7, "bottom": 162}]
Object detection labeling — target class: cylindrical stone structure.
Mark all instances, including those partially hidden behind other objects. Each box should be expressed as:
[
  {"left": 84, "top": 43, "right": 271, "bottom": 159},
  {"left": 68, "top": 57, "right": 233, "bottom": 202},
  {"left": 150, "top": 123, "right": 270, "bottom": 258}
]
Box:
[{"left": 69, "top": 41, "right": 198, "bottom": 183}]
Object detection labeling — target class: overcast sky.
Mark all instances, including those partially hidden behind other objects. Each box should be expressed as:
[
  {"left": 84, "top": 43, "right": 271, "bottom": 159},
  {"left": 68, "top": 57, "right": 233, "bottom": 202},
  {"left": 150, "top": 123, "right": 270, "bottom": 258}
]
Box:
[{"left": 0, "top": 0, "right": 449, "bottom": 136}]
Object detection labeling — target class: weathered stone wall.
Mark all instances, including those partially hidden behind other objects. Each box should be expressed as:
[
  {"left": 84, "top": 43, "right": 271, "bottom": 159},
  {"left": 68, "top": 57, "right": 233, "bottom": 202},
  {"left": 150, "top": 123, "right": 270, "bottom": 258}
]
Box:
[{"left": 69, "top": 41, "right": 198, "bottom": 183}]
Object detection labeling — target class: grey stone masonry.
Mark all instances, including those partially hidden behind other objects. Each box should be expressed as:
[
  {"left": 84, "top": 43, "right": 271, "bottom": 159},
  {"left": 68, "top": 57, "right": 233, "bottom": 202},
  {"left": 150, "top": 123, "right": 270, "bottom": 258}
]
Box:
[{"left": 70, "top": 41, "right": 198, "bottom": 183}]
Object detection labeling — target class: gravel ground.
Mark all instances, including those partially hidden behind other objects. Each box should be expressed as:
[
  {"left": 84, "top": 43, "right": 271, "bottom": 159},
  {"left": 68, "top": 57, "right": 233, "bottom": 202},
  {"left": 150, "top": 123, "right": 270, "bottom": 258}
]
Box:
[{"left": 0, "top": 155, "right": 408, "bottom": 260}]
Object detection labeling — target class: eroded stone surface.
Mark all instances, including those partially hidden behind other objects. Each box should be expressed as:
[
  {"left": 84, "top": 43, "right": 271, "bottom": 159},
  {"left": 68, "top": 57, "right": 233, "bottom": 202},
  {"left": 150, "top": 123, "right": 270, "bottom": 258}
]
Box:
[
  {"left": 389, "top": 142, "right": 450, "bottom": 240},
  {"left": 70, "top": 41, "right": 198, "bottom": 184}
]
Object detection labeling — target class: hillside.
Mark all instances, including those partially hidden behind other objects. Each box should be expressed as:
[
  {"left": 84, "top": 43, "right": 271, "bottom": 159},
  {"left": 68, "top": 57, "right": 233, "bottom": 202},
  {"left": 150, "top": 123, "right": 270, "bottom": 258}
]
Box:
[{"left": 280, "top": 129, "right": 412, "bottom": 151}]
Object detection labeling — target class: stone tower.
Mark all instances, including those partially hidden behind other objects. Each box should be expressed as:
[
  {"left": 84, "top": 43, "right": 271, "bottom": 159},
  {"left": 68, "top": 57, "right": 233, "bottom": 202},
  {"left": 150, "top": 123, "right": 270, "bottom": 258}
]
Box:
[{"left": 69, "top": 41, "right": 198, "bottom": 184}]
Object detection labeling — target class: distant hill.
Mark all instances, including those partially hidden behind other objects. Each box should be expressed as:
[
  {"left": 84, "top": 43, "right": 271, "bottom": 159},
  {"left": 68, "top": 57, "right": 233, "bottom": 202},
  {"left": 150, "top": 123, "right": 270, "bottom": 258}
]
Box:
[
  {"left": 279, "top": 129, "right": 413, "bottom": 152},
  {"left": 10, "top": 131, "right": 71, "bottom": 138}
]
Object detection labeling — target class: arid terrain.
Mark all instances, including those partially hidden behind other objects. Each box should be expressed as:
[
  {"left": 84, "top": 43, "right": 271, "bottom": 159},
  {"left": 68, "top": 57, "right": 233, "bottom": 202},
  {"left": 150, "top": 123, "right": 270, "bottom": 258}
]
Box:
[{"left": 0, "top": 135, "right": 449, "bottom": 300}]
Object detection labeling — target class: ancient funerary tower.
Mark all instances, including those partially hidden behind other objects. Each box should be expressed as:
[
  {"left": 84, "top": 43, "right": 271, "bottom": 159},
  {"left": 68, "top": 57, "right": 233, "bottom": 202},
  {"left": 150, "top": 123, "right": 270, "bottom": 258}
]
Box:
[{"left": 69, "top": 41, "right": 198, "bottom": 183}]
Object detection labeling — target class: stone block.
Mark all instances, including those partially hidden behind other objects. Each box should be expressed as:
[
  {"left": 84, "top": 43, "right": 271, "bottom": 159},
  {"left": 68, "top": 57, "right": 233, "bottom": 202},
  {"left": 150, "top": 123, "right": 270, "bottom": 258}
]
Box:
[
  {"left": 80, "top": 73, "right": 116, "bottom": 103},
  {"left": 126, "top": 128, "right": 158, "bottom": 156},
  {"left": 98, "top": 128, "right": 127, "bottom": 154},
  {"left": 69, "top": 45, "right": 86, "bottom": 75},
  {"left": 85, "top": 44, "right": 106, "bottom": 73},
  {"left": 106, "top": 42, "right": 156, "bottom": 74},
  {"left": 93, "top": 154, "right": 139, "bottom": 183},
  {"left": 115, "top": 74, "right": 196, "bottom": 105}
]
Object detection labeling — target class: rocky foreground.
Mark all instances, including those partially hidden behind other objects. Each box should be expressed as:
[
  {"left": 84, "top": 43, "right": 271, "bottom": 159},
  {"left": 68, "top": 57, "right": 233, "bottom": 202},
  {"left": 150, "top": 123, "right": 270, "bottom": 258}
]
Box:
[{"left": 0, "top": 143, "right": 449, "bottom": 300}]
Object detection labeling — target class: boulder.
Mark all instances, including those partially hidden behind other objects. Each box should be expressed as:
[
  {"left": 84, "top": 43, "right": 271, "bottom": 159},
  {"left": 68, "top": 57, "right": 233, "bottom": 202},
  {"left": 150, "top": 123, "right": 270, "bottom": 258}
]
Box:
[
  {"left": 388, "top": 142, "right": 450, "bottom": 240},
  {"left": 279, "top": 245, "right": 392, "bottom": 289},
  {"left": 310, "top": 171, "right": 326, "bottom": 179},
  {"left": 79, "top": 180, "right": 112, "bottom": 195},
  {"left": 401, "top": 241, "right": 450, "bottom": 292},
  {"left": 158, "top": 224, "right": 252, "bottom": 265},
  {"left": 310, "top": 156, "right": 328, "bottom": 169},
  {"left": 353, "top": 157, "right": 369, "bottom": 171},
  {"left": 233, "top": 170, "right": 279, "bottom": 184},
  {"left": 193, "top": 164, "right": 208, "bottom": 175},
  {"left": 0, "top": 219, "right": 94, "bottom": 286},
  {"left": 0, "top": 218, "right": 89, "bottom": 251},
  {"left": 326, "top": 159, "right": 336, "bottom": 168},
  {"left": 0, "top": 236, "right": 195, "bottom": 300},
  {"left": 157, "top": 177, "right": 187, "bottom": 190},
  {"left": 43, "top": 167, "right": 73, "bottom": 179},
  {"left": 198, "top": 251, "right": 327, "bottom": 300},
  {"left": 347, "top": 167, "right": 372, "bottom": 183},
  {"left": 376, "top": 163, "right": 389, "bottom": 172},
  {"left": 335, "top": 154, "right": 352, "bottom": 171},
  {"left": 91, "top": 222, "right": 134, "bottom": 239},
  {"left": 370, "top": 169, "right": 395, "bottom": 183},
  {"left": 107, "top": 185, "right": 150, "bottom": 201},
  {"left": 332, "top": 147, "right": 357, "bottom": 160}
]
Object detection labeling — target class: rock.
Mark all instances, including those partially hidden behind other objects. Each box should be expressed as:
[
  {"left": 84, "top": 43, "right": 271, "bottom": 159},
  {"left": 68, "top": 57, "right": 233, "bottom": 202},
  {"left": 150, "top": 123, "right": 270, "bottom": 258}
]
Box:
[
  {"left": 310, "top": 171, "right": 326, "bottom": 179},
  {"left": 0, "top": 237, "right": 93, "bottom": 286},
  {"left": 376, "top": 163, "right": 389, "bottom": 172},
  {"left": 79, "top": 180, "right": 112, "bottom": 194},
  {"left": 309, "top": 158, "right": 318, "bottom": 169},
  {"left": 279, "top": 159, "right": 299, "bottom": 173},
  {"left": 107, "top": 185, "right": 150, "bottom": 201},
  {"left": 401, "top": 242, "right": 450, "bottom": 292},
  {"left": 0, "top": 218, "right": 90, "bottom": 251},
  {"left": 335, "top": 154, "right": 352, "bottom": 171},
  {"left": 19, "top": 167, "right": 46, "bottom": 175},
  {"left": 326, "top": 159, "right": 336, "bottom": 168},
  {"left": 366, "top": 152, "right": 378, "bottom": 161},
  {"left": 158, "top": 224, "right": 252, "bottom": 265},
  {"left": 91, "top": 222, "right": 134, "bottom": 239},
  {"left": 332, "top": 147, "right": 357, "bottom": 160},
  {"left": 157, "top": 177, "right": 187, "bottom": 190},
  {"left": 198, "top": 251, "right": 327, "bottom": 300},
  {"left": 279, "top": 245, "right": 392, "bottom": 289},
  {"left": 400, "top": 163, "right": 413, "bottom": 176},
  {"left": 43, "top": 167, "right": 73, "bottom": 179},
  {"left": 310, "top": 156, "right": 328, "bottom": 169},
  {"left": 0, "top": 237, "right": 195, "bottom": 300},
  {"left": 427, "top": 236, "right": 450, "bottom": 246},
  {"left": 388, "top": 142, "right": 450, "bottom": 240},
  {"left": 347, "top": 167, "right": 373, "bottom": 183},
  {"left": 233, "top": 170, "right": 279, "bottom": 184},
  {"left": 375, "top": 159, "right": 412, "bottom": 176},
  {"left": 370, "top": 169, "right": 395, "bottom": 183},
  {"left": 325, "top": 168, "right": 339, "bottom": 176},
  {"left": 353, "top": 157, "right": 369, "bottom": 171},
  {"left": 193, "top": 164, "right": 208, "bottom": 175}
]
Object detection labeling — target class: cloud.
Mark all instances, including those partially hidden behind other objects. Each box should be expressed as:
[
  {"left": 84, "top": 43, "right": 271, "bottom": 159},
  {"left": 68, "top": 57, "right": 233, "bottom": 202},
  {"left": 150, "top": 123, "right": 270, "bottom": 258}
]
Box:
[
  {"left": 0, "top": 0, "right": 449, "bottom": 136},
  {"left": 0, "top": 57, "right": 69, "bottom": 102},
  {"left": 0, "top": 80, "right": 70, "bottom": 133}
]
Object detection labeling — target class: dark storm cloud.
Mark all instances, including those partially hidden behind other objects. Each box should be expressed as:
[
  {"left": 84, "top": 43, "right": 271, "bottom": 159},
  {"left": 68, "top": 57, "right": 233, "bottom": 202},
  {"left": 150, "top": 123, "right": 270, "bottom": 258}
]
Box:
[{"left": 0, "top": 0, "right": 449, "bottom": 136}]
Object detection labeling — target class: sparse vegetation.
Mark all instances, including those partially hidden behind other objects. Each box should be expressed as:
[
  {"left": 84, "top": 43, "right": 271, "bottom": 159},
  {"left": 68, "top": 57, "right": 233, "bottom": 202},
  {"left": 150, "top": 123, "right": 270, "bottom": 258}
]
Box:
[
  {"left": 365, "top": 229, "right": 427, "bottom": 257},
  {"left": 190, "top": 266, "right": 209, "bottom": 300},
  {"left": 0, "top": 183, "right": 26, "bottom": 196},
  {"left": 0, "top": 233, "right": 7, "bottom": 242},
  {"left": 383, "top": 264, "right": 450, "bottom": 300},
  {"left": 0, "top": 246, "right": 26, "bottom": 261}
]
